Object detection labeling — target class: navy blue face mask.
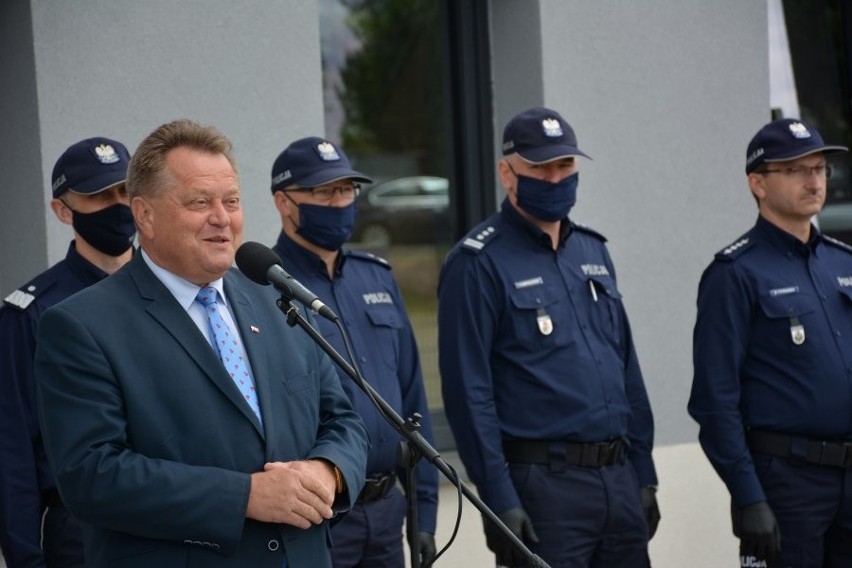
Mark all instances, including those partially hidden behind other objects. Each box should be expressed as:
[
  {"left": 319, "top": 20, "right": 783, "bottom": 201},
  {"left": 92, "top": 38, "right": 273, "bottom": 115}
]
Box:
[
  {"left": 296, "top": 202, "right": 356, "bottom": 251},
  {"left": 514, "top": 170, "right": 579, "bottom": 222},
  {"left": 68, "top": 202, "right": 136, "bottom": 256}
]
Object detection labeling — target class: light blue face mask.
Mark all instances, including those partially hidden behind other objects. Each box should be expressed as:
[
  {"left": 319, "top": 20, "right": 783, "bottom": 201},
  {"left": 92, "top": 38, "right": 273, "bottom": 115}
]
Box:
[
  {"left": 296, "top": 201, "right": 356, "bottom": 251},
  {"left": 514, "top": 171, "right": 579, "bottom": 222}
]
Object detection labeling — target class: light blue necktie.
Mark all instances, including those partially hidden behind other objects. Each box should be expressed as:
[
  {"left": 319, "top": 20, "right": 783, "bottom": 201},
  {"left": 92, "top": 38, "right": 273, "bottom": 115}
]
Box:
[{"left": 195, "top": 287, "right": 262, "bottom": 424}]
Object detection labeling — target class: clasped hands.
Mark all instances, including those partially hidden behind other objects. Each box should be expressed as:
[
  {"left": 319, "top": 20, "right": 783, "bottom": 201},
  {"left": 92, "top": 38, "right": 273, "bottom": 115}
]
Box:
[{"left": 246, "top": 460, "right": 338, "bottom": 529}]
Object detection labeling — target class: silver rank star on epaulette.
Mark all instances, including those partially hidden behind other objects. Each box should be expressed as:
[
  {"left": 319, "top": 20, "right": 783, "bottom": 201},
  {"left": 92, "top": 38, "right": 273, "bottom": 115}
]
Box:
[
  {"left": 4, "top": 285, "right": 37, "bottom": 310},
  {"left": 462, "top": 226, "right": 497, "bottom": 252},
  {"left": 722, "top": 238, "right": 749, "bottom": 255}
]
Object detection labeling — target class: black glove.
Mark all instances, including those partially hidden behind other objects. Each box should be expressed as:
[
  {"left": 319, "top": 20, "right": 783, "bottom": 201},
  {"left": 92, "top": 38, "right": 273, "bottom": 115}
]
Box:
[
  {"left": 732, "top": 501, "right": 781, "bottom": 562},
  {"left": 640, "top": 486, "right": 661, "bottom": 540},
  {"left": 416, "top": 531, "right": 436, "bottom": 567},
  {"left": 483, "top": 507, "right": 539, "bottom": 567}
]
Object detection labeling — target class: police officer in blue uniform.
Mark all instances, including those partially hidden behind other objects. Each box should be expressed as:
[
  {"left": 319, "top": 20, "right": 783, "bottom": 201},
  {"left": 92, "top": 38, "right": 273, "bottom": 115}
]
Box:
[
  {"left": 438, "top": 107, "right": 659, "bottom": 567},
  {"left": 689, "top": 118, "right": 852, "bottom": 568},
  {"left": 268, "top": 137, "right": 439, "bottom": 568},
  {"left": 0, "top": 137, "right": 134, "bottom": 567}
]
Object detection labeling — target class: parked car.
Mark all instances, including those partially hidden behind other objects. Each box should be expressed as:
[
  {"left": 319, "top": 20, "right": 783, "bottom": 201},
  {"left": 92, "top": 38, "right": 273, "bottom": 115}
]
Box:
[
  {"left": 818, "top": 202, "right": 852, "bottom": 244},
  {"left": 352, "top": 175, "right": 451, "bottom": 246}
]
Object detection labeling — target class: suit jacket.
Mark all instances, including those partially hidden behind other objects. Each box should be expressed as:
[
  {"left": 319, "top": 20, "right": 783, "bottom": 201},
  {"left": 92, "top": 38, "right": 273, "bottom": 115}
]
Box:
[{"left": 35, "top": 253, "right": 369, "bottom": 567}]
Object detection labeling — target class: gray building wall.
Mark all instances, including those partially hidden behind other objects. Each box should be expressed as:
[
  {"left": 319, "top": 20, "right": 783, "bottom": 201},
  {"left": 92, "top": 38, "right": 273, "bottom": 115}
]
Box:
[
  {"left": 1, "top": 0, "right": 324, "bottom": 295},
  {"left": 1, "top": 0, "right": 45, "bottom": 293},
  {"left": 1, "top": 1, "right": 768, "bottom": 566}
]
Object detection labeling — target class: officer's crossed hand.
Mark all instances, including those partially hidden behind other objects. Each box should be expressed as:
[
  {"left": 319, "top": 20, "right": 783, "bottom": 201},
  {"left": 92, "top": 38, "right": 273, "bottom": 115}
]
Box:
[
  {"left": 732, "top": 500, "right": 781, "bottom": 563},
  {"left": 483, "top": 506, "right": 539, "bottom": 567},
  {"left": 416, "top": 531, "right": 437, "bottom": 566}
]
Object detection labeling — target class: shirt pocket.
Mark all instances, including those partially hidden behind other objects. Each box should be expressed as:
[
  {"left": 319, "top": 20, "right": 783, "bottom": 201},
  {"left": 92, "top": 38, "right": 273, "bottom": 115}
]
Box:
[
  {"left": 588, "top": 275, "right": 624, "bottom": 347},
  {"left": 508, "top": 283, "right": 564, "bottom": 348},
  {"left": 758, "top": 293, "right": 815, "bottom": 319},
  {"left": 365, "top": 306, "right": 403, "bottom": 371},
  {"left": 839, "top": 287, "right": 852, "bottom": 306},
  {"left": 757, "top": 292, "right": 816, "bottom": 352}
]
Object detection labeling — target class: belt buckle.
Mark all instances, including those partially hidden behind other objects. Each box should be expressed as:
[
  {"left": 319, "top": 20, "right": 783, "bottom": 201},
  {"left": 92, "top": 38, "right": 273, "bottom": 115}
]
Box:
[
  {"left": 358, "top": 473, "right": 390, "bottom": 503},
  {"left": 817, "top": 441, "right": 840, "bottom": 467},
  {"left": 842, "top": 443, "right": 852, "bottom": 468},
  {"left": 813, "top": 440, "right": 852, "bottom": 468},
  {"left": 547, "top": 442, "right": 570, "bottom": 471},
  {"left": 578, "top": 442, "right": 603, "bottom": 467},
  {"left": 598, "top": 440, "right": 623, "bottom": 466},
  {"left": 600, "top": 440, "right": 619, "bottom": 465}
]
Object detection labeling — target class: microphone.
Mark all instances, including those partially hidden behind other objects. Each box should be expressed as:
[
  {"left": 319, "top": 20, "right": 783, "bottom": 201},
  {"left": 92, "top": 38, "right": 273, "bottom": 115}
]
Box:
[{"left": 235, "top": 241, "right": 338, "bottom": 322}]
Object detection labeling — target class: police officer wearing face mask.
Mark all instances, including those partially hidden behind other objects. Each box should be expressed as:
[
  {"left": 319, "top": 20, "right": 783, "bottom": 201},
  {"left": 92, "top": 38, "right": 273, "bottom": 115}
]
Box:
[
  {"left": 0, "top": 137, "right": 134, "bottom": 567},
  {"left": 437, "top": 107, "right": 660, "bottom": 568},
  {"left": 269, "top": 137, "right": 439, "bottom": 568},
  {"left": 689, "top": 118, "right": 852, "bottom": 568}
]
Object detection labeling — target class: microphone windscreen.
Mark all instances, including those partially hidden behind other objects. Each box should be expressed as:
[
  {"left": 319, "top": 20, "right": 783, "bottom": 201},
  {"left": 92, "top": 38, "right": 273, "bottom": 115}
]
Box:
[{"left": 235, "top": 241, "right": 281, "bottom": 285}]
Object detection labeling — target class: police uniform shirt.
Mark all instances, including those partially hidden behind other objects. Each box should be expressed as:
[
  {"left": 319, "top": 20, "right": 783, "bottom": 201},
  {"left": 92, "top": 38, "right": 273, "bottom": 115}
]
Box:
[
  {"left": 272, "top": 233, "right": 439, "bottom": 532},
  {"left": 689, "top": 215, "right": 852, "bottom": 507},
  {"left": 437, "top": 198, "right": 657, "bottom": 513},
  {"left": 0, "top": 241, "right": 109, "bottom": 565}
]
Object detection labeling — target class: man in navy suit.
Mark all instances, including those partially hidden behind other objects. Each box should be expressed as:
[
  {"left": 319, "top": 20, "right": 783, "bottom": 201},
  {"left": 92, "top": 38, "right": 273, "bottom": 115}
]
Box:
[{"left": 35, "top": 119, "right": 369, "bottom": 567}]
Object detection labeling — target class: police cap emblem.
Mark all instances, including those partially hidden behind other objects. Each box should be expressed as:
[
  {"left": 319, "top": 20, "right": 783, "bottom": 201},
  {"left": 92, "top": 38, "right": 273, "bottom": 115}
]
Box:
[
  {"left": 316, "top": 141, "right": 341, "bottom": 161},
  {"left": 541, "top": 118, "right": 563, "bottom": 138},
  {"left": 94, "top": 143, "right": 120, "bottom": 164},
  {"left": 788, "top": 122, "right": 811, "bottom": 140}
]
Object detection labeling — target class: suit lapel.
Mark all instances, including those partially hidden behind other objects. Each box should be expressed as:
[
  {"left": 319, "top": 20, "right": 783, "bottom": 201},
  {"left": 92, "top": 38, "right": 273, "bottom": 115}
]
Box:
[{"left": 128, "top": 255, "right": 264, "bottom": 437}]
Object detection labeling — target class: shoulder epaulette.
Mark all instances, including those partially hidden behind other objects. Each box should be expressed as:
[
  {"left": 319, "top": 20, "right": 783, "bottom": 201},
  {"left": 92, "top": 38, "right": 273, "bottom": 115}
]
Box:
[
  {"left": 714, "top": 236, "right": 754, "bottom": 261},
  {"left": 823, "top": 235, "right": 852, "bottom": 255},
  {"left": 571, "top": 222, "right": 607, "bottom": 242},
  {"left": 3, "top": 272, "right": 58, "bottom": 310},
  {"left": 346, "top": 249, "right": 392, "bottom": 269},
  {"left": 461, "top": 225, "right": 498, "bottom": 254}
]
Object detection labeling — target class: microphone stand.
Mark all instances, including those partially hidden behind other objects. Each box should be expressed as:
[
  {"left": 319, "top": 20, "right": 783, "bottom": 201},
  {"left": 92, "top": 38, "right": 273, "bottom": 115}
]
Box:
[{"left": 275, "top": 296, "right": 550, "bottom": 568}]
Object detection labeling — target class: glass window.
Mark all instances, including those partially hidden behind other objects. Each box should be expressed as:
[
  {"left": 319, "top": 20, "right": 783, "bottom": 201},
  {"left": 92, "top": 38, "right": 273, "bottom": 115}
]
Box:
[
  {"left": 319, "top": 0, "right": 455, "bottom": 446},
  {"left": 772, "top": 0, "right": 852, "bottom": 242}
]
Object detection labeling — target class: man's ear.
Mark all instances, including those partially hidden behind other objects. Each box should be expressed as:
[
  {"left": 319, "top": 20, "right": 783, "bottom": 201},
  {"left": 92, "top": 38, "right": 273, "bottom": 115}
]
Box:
[
  {"left": 273, "top": 190, "right": 290, "bottom": 215},
  {"left": 747, "top": 172, "right": 767, "bottom": 201},
  {"left": 131, "top": 196, "right": 155, "bottom": 239},
  {"left": 50, "top": 198, "right": 73, "bottom": 226},
  {"left": 497, "top": 158, "right": 515, "bottom": 193}
]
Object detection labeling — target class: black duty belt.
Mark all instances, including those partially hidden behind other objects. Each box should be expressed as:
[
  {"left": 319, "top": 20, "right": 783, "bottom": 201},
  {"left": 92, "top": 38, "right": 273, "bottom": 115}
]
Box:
[
  {"left": 747, "top": 429, "right": 852, "bottom": 469},
  {"left": 502, "top": 439, "right": 626, "bottom": 467},
  {"left": 357, "top": 472, "right": 397, "bottom": 503}
]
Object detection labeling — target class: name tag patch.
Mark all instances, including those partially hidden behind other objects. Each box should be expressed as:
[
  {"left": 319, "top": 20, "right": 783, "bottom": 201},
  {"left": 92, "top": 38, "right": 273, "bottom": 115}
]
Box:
[
  {"left": 514, "top": 277, "right": 543, "bottom": 290},
  {"left": 769, "top": 286, "right": 799, "bottom": 297}
]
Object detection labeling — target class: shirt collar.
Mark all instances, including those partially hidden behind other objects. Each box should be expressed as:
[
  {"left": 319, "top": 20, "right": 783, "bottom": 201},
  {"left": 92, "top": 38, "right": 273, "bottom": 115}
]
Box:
[
  {"left": 139, "top": 248, "right": 226, "bottom": 310},
  {"left": 274, "top": 231, "right": 345, "bottom": 279},
  {"left": 500, "top": 198, "right": 571, "bottom": 247},
  {"left": 754, "top": 215, "right": 823, "bottom": 257},
  {"left": 65, "top": 240, "right": 110, "bottom": 285}
]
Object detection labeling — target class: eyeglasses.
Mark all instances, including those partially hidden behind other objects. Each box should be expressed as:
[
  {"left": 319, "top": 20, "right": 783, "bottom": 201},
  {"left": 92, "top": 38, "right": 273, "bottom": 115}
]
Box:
[
  {"left": 285, "top": 183, "right": 361, "bottom": 202},
  {"left": 760, "top": 164, "right": 833, "bottom": 180}
]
